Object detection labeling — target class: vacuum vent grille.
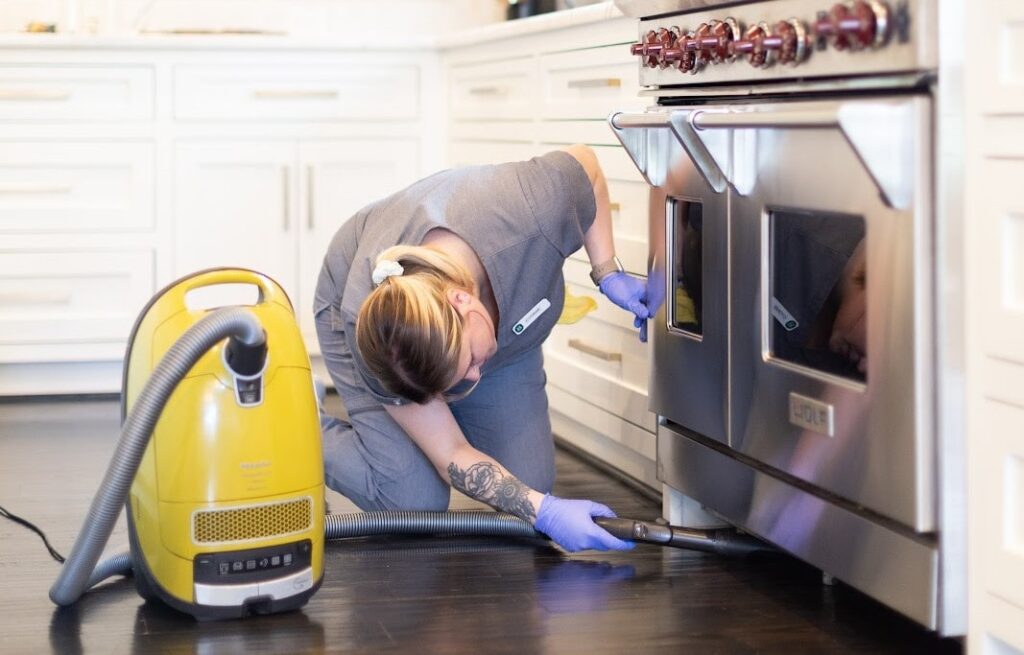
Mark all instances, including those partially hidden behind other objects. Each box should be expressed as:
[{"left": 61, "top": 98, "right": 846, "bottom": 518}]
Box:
[{"left": 192, "top": 497, "right": 313, "bottom": 545}]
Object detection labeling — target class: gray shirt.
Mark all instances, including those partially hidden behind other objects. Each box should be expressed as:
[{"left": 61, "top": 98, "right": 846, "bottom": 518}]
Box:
[{"left": 314, "top": 150, "right": 596, "bottom": 414}]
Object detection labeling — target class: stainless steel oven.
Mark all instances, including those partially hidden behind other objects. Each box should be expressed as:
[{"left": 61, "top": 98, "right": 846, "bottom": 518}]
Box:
[{"left": 609, "top": 0, "right": 962, "bottom": 635}]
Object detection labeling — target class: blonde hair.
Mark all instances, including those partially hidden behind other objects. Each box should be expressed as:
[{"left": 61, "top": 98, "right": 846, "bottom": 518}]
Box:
[{"left": 356, "top": 244, "right": 476, "bottom": 404}]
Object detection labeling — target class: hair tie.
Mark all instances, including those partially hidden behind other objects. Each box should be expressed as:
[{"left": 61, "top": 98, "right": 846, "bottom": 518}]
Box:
[{"left": 372, "top": 259, "right": 405, "bottom": 286}]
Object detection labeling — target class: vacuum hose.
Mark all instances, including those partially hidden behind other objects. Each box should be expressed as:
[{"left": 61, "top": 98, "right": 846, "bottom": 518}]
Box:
[
  {"left": 49, "top": 308, "right": 266, "bottom": 606},
  {"left": 50, "top": 306, "right": 770, "bottom": 607}
]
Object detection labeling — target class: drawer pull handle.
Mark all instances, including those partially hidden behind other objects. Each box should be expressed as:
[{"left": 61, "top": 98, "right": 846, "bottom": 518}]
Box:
[
  {"left": 466, "top": 86, "right": 506, "bottom": 97},
  {"left": 306, "top": 165, "right": 315, "bottom": 231},
  {"left": 281, "top": 166, "right": 291, "bottom": 231},
  {"left": 0, "top": 90, "right": 71, "bottom": 102},
  {"left": 568, "top": 338, "right": 622, "bottom": 362},
  {"left": 253, "top": 90, "right": 339, "bottom": 100},
  {"left": 609, "top": 201, "right": 621, "bottom": 213},
  {"left": 566, "top": 78, "right": 622, "bottom": 89},
  {"left": 0, "top": 292, "right": 72, "bottom": 305},
  {"left": 0, "top": 186, "right": 72, "bottom": 195}
]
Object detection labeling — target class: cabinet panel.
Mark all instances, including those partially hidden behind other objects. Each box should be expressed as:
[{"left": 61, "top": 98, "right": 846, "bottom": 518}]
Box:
[
  {"left": 539, "top": 44, "right": 644, "bottom": 120},
  {"left": 548, "top": 385, "right": 658, "bottom": 489},
  {"left": 174, "top": 64, "right": 419, "bottom": 121},
  {"left": 298, "top": 139, "right": 420, "bottom": 344},
  {"left": 0, "top": 250, "right": 154, "bottom": 361},
  {"left": 0, "top": 66, "right": 153, "bottom": 121},
  {"left": 0, "top": 142, "right": 154, "bottom": 233},
  {"left": 449, "top": 57, "right": 536, "bottom": 121},
  {"left": 173, "top": 141, "right": 298, "bottom": 306}
]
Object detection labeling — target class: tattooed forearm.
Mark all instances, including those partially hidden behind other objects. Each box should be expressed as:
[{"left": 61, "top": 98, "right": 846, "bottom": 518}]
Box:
[{"left": 448, "top": 461, "right": 536, "bottom": 522}]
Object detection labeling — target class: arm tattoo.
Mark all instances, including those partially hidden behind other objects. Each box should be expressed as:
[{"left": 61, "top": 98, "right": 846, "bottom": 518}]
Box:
[{"left": 447, "top": 461, "right": 536, "bottom": 522}]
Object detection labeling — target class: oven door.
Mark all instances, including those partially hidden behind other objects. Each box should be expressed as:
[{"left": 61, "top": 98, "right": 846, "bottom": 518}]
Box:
[
  {"left": 610, "top": 110, "right": 729, "bottom": 443},
  {"left": 715, "top": 96, "right": 934, "bottom": 531}
]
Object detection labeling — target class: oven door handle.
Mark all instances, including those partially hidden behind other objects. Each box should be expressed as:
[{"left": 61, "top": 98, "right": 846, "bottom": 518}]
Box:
[
  {"left": 691, "top": 103, "right": 921, "bottom": 209},
  {"left": 689, "top": 108, "right": 838, "bottom": 130},
  {"left": 608, "top": 109, "right": 729, "bottom": 193}
]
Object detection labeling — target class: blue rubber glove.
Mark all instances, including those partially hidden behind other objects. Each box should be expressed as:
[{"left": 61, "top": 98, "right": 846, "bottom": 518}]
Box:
[
  {"left": 633, "top": 272, "right": 665, "bottom": 343},
  {"left": 599, "top": 272, "right": 649, "bottom": 333},
  {"left": 534, "top": 494, "right": 635, "bottom": 552}
]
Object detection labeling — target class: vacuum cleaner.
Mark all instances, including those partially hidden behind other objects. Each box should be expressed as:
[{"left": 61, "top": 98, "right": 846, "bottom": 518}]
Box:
[{"left": 48, "top": 268, "right": 769, "bottom": 621}]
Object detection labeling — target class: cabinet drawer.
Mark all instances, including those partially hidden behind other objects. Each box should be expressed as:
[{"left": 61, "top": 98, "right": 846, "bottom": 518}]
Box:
[
  {"left": 546, "top": 270, "right": 650, "bottom": 393},
  {"left": 545, "top": 346, "right": 656, "bottom": 432},
  {"left": 450, "top": 58, "right": 535, "bottom": 121},
  {"left": 0, "top": 251, "right": 154, "bottom": 359},
  {"left": 0, "top": 66, "right": 153, "bottom": 121},
  {"left": 539, "top": 44, "right": 644, "bottom": 120},
  {"left": 0, "top": 142, "right": 154, "bottom": 233},
  {"left": 174, "top": 64, "right": 419, "bottom": 121},
  {"left": 549, "top": 386, "right": 657, "bottom": 483}
]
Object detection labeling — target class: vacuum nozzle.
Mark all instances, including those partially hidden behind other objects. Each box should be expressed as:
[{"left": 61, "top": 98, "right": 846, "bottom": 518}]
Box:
[{"left": 594, "top": 516, "right": 773, "bottom": 557}]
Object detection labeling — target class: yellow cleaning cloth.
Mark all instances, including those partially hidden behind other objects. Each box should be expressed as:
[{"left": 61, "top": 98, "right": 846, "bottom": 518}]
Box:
[{"left": 558, "top": 285, "right": 599, "bottom": 324}]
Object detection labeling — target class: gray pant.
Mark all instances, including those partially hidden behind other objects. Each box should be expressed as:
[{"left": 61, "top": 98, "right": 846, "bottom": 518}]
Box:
[{"left": 315, "top": 307, "right": 556, "bottom": 512}]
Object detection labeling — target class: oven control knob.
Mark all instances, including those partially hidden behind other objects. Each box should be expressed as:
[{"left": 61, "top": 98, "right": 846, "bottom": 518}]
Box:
[
  {"left": 814, "top": 1, "right": 891, "bottom": 50},
  {"left": 771, "top": 18, "right": 810, "bottom": 65},
  {"left": 663, "top": 29, "right": 699, "bottom": 74},
  {"left": 629, "top": 28, "right": 677, "bottom": 68},
  {"left": 693, "top": 18, "right": 740, "bottom": 65},
  {"left": 731, "top": 22, "right": 774, "bottom": 68}
]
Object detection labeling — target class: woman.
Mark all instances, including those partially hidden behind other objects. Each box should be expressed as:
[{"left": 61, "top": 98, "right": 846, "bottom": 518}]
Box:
[{"left": 313, "top": 145, "right": 649, "bottom": 552}]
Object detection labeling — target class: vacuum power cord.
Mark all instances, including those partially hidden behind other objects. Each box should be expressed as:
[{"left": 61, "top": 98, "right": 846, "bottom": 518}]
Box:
[{"left": 0, "top": 504, "right": 66, "bottom": 563}]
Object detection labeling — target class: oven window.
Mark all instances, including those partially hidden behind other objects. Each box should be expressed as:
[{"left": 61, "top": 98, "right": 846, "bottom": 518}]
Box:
[
  {"left": 768, "top": 209, "right": 867, "bottom": 382},
  {"left": 671, "top": 200, "right": 703, "bottom": 336}
]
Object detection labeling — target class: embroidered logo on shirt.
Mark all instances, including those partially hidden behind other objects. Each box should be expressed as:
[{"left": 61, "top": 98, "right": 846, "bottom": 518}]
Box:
[{"left": 513, "top": 299, "right": 551, "bottom": 335}]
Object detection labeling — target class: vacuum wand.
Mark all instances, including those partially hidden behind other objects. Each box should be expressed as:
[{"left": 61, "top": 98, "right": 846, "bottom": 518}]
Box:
[{"left": 594, "top": 517, "right": 772, "bottom": 557}]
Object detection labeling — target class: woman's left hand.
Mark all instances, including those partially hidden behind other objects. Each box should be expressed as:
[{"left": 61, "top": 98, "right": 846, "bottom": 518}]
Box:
[{"left": 599, "top": 272, "right": 650, "bottom": 325}]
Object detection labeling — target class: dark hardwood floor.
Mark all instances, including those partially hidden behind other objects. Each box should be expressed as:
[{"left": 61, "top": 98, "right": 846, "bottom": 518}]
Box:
[{"left": 1, "top": 397, "right": 962, "bottom": 654}]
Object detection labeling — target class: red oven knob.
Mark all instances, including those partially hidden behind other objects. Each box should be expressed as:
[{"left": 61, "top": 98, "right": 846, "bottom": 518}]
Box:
[
  {"left": 814, "top": 1, "right": 891, "bottom": 50},
  {"left": 663, "top": 29, "right": 699, "bottom": 74},
  {"left": 731, "top": 22, "right": 773, "bottom": 68},
  {"left": 770, "top": 19, "right": 810, "bottom": 65},
  {"left": 692, "top": 18, "right": 740, "bottom": 65},
  {"left": 629, "top": 28, "right": 678, "bottom": 68}
]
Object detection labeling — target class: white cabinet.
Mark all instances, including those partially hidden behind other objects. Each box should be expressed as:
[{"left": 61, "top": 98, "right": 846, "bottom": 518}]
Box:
[
  {"left": 174, "top": 138, "right": 419, "bottom": 348},
  {"left": 0, "top": 65, "right": 154, "bottom": 121},
  {"left": 173, "top": 141, "right": 297, "bottom": 297},
  {"left": 0, "top": 141, "right": 154, "bottom": 233},
  {"left": 297, "top": 140, "right": 419, "bottom": 343},
  {"left": 0, "top": 44, "right": 432, "bottom": 395},
  {"left": 174, "top": 64, "right": 419, "bottom": 122}
]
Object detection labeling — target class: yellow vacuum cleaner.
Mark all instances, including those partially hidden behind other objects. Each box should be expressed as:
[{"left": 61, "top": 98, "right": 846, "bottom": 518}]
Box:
[
  {"left": 47, "top": 268, "right": 768, "bottom": 621},
  {"left": 123, "top": 269, "right": 325, "bottom": 619}
]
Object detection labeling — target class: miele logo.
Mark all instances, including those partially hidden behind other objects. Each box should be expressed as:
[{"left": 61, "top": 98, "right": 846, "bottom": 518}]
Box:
[
  {"left": 788, "top": 393, "right": 834, "bottom": 437},
  {"left": 240, "top": 460, "right": 271, "bottom": 470}
]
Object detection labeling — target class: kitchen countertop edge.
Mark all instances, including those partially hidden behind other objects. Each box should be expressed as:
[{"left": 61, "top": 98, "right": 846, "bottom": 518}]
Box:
[{"left": 0, "top": 3, "right": 626, "bottom": 52}]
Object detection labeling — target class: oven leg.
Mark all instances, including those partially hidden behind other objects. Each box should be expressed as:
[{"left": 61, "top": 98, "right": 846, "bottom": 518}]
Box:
[{"left": 662, "top": 484, "right": 729, "bottom": 528}]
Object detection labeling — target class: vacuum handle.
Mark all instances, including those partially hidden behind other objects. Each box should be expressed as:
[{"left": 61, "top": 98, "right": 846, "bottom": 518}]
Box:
[{"left": 176, "top": 268, "right": 293, "bottom": 312}]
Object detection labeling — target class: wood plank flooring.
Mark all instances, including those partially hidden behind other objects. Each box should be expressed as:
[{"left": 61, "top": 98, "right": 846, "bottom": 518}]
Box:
[{"left": 0, "top": 397, "right": 962, "bottom": 654}]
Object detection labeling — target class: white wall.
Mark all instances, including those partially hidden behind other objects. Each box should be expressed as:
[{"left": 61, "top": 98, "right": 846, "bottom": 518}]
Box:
[{"left": 0, "top": 0, "right": 506, "bottom": 37}]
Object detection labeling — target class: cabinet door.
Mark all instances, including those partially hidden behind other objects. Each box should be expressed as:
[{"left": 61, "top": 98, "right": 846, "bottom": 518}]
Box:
[
  {"left": 174, "top": 141, "right": 298, "bottom": 306},
  {"left": 297, "top": 139, "right": 419, "bottom": 346}
]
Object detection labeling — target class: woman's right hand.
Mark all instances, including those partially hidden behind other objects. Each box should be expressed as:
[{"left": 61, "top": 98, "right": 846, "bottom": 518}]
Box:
[{"left": 534, "top": 494, "right": 635, "bottom": 552}]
